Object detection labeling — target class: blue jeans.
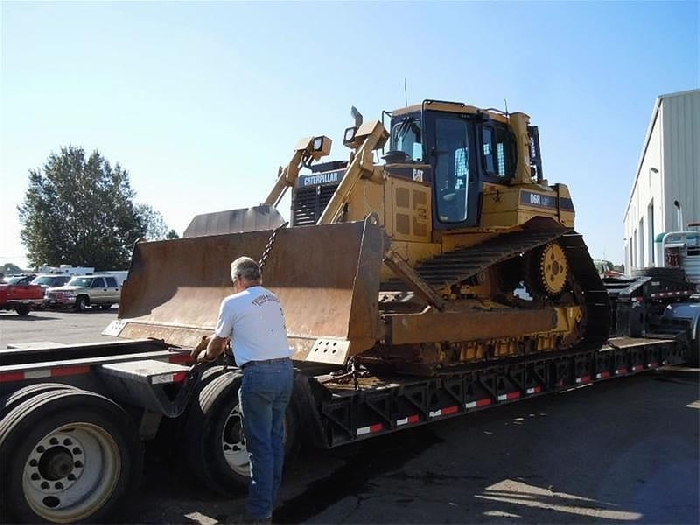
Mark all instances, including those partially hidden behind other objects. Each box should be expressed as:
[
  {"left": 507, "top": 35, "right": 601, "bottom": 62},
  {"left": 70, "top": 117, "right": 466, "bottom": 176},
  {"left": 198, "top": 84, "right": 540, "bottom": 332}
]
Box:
[{"left": 239, "top": 358, "right": 294, "bottom": 520}]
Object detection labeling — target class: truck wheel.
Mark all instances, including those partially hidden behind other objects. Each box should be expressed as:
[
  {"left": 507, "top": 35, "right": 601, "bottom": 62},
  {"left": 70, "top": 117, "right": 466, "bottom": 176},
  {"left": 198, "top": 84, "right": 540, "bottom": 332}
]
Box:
[
  {"left": 100, "top": 304, "right": 113, "bottom": 310},
  {"left": 0, "top": 389, "right": 143, "bottom": 524},
  {"left": 184, "top": 371, "right": 298, "bottom": 495},
  {"left": 15, "top": 304, "right": 30, "bottom": 316},
  {"left": 0, "top": 383, "right": 78, "bottom": 420},
  {"left": 75, "top": 296, "right": 89, "bottom": 312}
]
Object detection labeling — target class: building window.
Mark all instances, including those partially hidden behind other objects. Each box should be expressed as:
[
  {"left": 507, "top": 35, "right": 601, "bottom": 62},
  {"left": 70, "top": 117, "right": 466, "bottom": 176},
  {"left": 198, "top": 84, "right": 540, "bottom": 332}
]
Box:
[
  {"left": 648, "top": 200, "right": 654, "bottom": 264},
  {"left": 638, "top": 219, "right": 645, "bottom": 268}
]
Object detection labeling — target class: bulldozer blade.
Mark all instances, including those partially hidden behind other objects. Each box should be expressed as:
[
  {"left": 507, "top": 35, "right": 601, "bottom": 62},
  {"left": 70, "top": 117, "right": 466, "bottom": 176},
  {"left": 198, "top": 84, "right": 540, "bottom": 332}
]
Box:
[{"left": 113, "top": 217, "right": 386, "bottom": 365}]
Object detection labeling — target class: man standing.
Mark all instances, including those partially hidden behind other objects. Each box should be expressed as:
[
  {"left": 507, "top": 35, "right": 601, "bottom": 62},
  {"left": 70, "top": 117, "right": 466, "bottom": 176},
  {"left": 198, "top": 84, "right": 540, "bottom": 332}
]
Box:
[{"left": 192, "top": 256, "right": 294, "bottom": 524}]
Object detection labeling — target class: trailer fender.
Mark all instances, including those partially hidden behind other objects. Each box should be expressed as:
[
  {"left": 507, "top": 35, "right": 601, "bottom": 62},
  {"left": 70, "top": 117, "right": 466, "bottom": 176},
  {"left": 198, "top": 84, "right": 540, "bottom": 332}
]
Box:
[{"left": 0, "top": 388, "right": 143, "bottom": 524}]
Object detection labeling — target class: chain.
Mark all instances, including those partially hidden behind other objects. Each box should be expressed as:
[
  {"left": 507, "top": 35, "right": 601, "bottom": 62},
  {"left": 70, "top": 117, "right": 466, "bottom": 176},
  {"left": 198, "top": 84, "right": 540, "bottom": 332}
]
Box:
[{"left": 259, "top": 221, "right": 289, "bottom": 270}]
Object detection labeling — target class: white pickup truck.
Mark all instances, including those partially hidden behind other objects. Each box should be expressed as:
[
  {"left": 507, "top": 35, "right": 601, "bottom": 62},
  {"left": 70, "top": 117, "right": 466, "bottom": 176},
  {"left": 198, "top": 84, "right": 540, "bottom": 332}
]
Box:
[{"left": 45, "top": 274, "right": 121, "bottom": 311}]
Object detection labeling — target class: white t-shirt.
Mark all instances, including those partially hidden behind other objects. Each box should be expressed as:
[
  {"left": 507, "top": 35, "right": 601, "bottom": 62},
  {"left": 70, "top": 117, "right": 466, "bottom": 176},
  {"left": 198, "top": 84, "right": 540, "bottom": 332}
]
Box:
[{"left": 214, "top": 285, "right": 292, "bottom": 367}]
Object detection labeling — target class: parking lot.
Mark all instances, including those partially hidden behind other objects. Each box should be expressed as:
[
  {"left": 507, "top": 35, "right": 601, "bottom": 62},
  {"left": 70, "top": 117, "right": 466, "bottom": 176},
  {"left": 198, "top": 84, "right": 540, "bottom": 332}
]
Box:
[{"left": 1, "top": 310, "right": 699, "bottom": 524}]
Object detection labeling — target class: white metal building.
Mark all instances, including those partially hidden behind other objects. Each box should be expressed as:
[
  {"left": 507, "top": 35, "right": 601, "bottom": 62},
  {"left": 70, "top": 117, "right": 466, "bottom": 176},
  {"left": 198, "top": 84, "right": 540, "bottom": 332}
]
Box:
[{"left": 624, "top": 89, "right": 700, "bottom": 270}]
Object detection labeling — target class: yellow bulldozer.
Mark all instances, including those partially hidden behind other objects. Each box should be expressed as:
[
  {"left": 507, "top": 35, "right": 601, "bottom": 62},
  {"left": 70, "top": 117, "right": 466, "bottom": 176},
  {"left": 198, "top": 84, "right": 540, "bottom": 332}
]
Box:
[{"left": 114, "top": 99, "right": 609, "bottom": 375}]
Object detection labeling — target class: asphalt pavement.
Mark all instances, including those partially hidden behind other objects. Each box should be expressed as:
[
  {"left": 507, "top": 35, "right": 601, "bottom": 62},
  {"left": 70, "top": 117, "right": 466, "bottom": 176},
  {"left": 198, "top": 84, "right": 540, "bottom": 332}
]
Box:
[{"left": 1, "top": 309, "right": 698, "bottom": 524}]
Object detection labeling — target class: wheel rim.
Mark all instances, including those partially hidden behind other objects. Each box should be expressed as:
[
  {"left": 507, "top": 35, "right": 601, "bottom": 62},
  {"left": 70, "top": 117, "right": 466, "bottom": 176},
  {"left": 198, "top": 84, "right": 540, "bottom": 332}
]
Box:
[
  {"left": 22, "top": 422, "right": 121, "bottom": 523},
  {"left": 221, "top": 406, "right": 251, "bottom": 477}
]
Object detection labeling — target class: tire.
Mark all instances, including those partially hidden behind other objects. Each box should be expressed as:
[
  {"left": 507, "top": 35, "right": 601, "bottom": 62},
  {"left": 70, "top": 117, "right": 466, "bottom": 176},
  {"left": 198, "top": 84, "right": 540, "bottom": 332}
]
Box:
[
  {"left": 0, "top": 383, "right": 78, "bottom": 420},
  {"left": 74, "top": 296, "right": 89, "bottom": 312},
  {"left": 0, "top": 389, "right": 144, "bottom": 524},
  {"left": 15, "top": 304, "right": 30, "bottom": 316},
  {"left": 631, "top": 267, "right": 686, "bottom": 281},
  {"left": 183, "top": 370, "right": 298, "bottom": 495},
  {"left": 152, "top": 365, "right": 232, "bottom": 459},
  {"left": 100, "top": 304, "right": 113, "bottom": 310}
]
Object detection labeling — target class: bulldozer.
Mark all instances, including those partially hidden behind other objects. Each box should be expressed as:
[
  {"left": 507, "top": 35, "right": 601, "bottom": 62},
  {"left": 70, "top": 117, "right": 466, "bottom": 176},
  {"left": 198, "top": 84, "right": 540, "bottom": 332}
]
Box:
[{"left": 113, "top": 99, "right": 609, "bottom": 375}]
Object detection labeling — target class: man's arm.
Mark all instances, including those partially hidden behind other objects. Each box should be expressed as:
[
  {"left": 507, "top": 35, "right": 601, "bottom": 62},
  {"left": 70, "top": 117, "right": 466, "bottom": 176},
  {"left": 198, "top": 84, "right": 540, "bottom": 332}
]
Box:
[
  {"left": 190, "top": 298, "right": 233, "bottom": 363},
  {"left": 190, "top": 335, "right": 229, "bottom": 362},
  {"left": 204, "top": 335, "right": 228, "bottom": 361}
]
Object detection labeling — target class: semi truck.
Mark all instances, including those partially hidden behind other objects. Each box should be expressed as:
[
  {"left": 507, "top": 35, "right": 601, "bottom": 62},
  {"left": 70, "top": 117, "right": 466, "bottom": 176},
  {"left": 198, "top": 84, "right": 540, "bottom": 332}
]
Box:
[{"left": 1, "top": 100, "right": 698, "bottom": 524}]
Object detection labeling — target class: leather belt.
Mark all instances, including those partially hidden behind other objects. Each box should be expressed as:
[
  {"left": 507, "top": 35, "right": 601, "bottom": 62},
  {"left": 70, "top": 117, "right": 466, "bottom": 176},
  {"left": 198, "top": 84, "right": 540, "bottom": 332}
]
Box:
[{"left": 241, "top": 357, "right": 290, "bottom": 370}]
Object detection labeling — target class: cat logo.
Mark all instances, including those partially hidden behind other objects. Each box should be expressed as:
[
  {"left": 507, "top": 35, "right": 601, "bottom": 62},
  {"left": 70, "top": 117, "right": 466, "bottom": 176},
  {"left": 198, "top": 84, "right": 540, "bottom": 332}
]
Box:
[{"left": 412, "top": 169, "right": 424, "bottom": 182}]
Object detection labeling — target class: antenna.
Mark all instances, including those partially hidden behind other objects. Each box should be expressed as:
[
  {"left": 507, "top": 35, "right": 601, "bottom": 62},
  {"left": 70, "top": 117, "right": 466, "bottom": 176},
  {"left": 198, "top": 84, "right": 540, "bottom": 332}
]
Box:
[
  {"left": 404, "top": 78, "right": 408, "bottom": 107},
  {"left": 503, "top": 98, "right": 509, "bottom": 117}
]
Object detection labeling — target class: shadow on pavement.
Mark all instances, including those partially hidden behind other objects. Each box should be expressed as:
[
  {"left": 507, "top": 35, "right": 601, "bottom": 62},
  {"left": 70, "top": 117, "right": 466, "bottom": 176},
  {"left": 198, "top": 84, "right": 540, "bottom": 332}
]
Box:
[{"left": 0, "top": 313, "right": 61, "bottom": 321}]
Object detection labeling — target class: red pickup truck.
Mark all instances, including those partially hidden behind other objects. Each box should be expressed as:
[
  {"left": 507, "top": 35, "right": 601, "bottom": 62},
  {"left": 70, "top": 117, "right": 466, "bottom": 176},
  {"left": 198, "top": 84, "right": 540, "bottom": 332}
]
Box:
[{"left": 0, "top": 275, "right": 45, "bottom": 316}]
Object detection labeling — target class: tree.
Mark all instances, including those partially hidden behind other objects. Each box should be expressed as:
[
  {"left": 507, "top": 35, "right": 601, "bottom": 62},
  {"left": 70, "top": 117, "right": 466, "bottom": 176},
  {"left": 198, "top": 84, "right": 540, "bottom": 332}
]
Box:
[
  {"left": 1, "top": 263, "right": 24, "bottom": 275},
  {"left": 18, "top": 147, "right": 146, "bottom": 270},
  {"left": 135, "top": 203, "right": 177, "bottom": 241}
]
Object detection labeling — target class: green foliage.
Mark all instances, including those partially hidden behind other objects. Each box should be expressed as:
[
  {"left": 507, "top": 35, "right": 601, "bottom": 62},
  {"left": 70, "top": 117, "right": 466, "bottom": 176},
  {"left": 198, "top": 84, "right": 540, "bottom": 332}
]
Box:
[
  {"left": 166, "top": 229, "right": 180, "bottom": 239},
  {"left": 18, "top": 147, "right": 146, "bottom": 269},
  {"left": 1, "top": 263, "right": 24, "bottom": 275},
  {"left": 135, "top": 203, "right": 175, "bottom": 241}
]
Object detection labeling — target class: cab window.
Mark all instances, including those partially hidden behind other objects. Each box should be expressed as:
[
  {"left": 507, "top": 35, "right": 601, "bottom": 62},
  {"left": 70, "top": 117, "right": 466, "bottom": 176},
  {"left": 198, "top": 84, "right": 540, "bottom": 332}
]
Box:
[
  {"left": 391, "top": 117, "right": 422, "bottom": 161},
  {"left": 91, "top": 278, "right": 105, "bottom": 288},
  {"left": 482, "top": 124, "right": 515, "bottom": 179},
  {"left": 434, "top": 117, "right": 471, "bottom": 223},
  {"left": 106, "top": 277, "right": 118, "bottom": 287}
]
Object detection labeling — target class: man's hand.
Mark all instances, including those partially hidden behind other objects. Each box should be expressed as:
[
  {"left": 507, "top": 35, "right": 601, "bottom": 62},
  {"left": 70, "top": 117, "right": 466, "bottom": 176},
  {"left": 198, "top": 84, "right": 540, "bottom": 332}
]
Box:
[
  {"left": 191, "top": 335, "right": 214, "bottom": 363},
  {"left": 190, "top": 335, "right": 230, "bottom": 364}
]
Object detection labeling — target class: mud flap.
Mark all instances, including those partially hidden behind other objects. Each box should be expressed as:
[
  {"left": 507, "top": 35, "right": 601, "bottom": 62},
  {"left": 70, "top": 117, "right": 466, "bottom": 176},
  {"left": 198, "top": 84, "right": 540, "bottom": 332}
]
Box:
[{"left": 112, "top": 217, "right": 385, "bottom": 365}]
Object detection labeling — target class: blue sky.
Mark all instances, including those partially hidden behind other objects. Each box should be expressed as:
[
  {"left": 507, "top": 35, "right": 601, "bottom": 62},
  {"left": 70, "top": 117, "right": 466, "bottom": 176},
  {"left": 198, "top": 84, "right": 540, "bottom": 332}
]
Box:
[{"left": 1, "top": 1, "right": 698, "bottom": 268}]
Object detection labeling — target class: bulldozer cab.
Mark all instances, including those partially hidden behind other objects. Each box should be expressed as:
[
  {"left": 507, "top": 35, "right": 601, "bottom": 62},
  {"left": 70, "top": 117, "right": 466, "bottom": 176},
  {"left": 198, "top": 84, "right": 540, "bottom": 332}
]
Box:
[{"left": 385, "top": 100, "right": 539, "bottom": 231}]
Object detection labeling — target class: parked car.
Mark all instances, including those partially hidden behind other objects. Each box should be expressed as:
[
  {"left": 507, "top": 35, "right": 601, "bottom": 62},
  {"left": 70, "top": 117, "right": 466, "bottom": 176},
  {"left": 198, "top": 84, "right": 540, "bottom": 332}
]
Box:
[
  {"left": 31, "top": 274, "right": 72, "bottom": 291},
  {"left": 0, "top": 277, "right": 44, "bottom": 315},
  {"left": 44, "top": 274, "right": 121, "bottom": 311}
]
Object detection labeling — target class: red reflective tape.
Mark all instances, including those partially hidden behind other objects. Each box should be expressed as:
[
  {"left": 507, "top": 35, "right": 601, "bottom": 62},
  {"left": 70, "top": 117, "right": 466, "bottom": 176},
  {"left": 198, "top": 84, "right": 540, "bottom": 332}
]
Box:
[
  {"left": 476, "top": 398, "right": 492, "bottom": 407},
  {"left": 506, "top": 392, "right": 521, "bottom": 400},
  {"left": 407, "top": 414, "right": 420, "bottom": 424},
  {"left": 442, "top": 405, "right": 459, "bottom": 415},
  {"left": 0, "top": 371, "right": 25, "bottom": 383},
  {"left": 648, "top": 362, "right": 658, "bottom": 368},
  {"left": 51, "top": 365, "right": 91, "bottom": 377},
  {"left": 616, "top": 368, "right": 628, "bottom": 375},
  {"left": 169, "top": 354, "right": 193, "bottom": 365},
  {"left": 369, "top": 423, "right": 383, "bottom": 433},
  {"left": 597, "top": 371, "right": 611, "bottom": 379},
  {"left": 173, "top": 371, "right": 188, "bottom": 383}
]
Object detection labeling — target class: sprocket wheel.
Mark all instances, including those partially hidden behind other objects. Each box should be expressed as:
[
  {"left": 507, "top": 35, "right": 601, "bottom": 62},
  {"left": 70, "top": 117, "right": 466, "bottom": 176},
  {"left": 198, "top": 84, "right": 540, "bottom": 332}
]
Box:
[{"left": 538, "top": 242, "right": 569, "bottom": 296}]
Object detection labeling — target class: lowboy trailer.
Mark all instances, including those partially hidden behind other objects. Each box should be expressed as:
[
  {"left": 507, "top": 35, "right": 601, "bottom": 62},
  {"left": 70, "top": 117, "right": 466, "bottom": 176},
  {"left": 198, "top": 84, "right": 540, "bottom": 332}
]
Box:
[{"left": 0, "top": 327, "right": 694, "bottom": 523}]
